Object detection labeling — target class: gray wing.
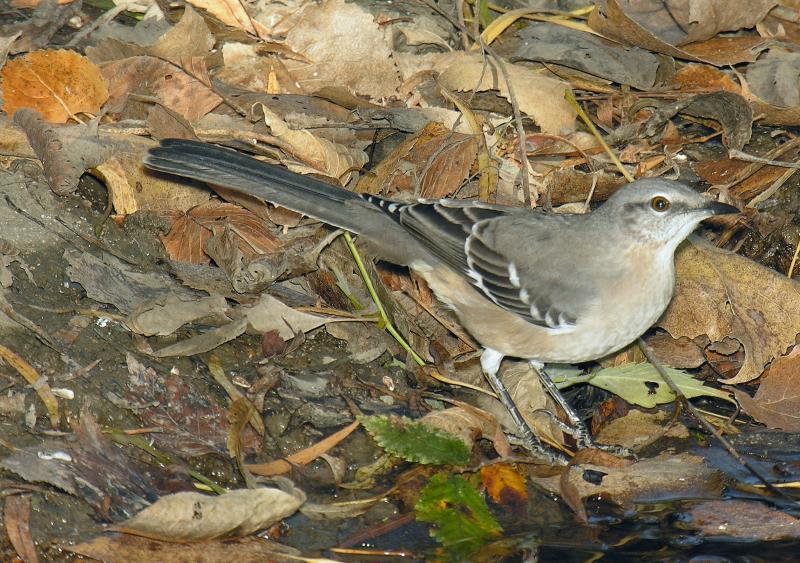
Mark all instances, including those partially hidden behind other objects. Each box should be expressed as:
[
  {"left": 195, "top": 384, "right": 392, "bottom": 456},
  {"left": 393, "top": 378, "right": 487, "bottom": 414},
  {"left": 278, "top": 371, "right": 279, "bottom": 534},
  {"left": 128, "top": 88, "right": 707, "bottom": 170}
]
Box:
[{"left": 361, "top": 196, "right": 581, "bottom": 331}]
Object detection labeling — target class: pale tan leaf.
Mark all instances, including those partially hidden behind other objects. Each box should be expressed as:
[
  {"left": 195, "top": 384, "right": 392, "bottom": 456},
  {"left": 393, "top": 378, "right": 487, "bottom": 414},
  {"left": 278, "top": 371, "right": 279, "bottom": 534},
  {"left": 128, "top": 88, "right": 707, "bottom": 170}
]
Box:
[
  {"left": 184, "top": 0, "right": 269, "bottom": 37},
  {"left": 437, "top": 51, "right": 575, "bottom": 135},
  {"left": 111, "top": 486, "right": 305, "bottom": 541},
  {"left": 282, "top": 0, "right": 401, "bottom": 99},
  {"left": 254, "top": 103, "right": 368, "bottom": 179}
]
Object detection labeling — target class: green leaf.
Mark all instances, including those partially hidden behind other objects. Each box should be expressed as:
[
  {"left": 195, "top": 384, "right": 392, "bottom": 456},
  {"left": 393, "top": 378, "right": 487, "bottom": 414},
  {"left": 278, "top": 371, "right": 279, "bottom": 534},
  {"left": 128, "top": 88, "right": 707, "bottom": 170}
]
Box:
[
  {"left": 416, "top": 473, "right": 501, "bottom": 558},
  {"left": 360, "top": 415, "right": 470, "bottom": 465},
  {"left": 583, "top": 363, "right": 734, "bottom": 408}
]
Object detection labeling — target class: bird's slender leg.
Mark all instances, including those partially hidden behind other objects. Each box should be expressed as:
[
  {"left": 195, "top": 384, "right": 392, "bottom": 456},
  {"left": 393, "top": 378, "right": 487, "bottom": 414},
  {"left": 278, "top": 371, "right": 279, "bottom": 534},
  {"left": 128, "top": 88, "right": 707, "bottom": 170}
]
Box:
[
  {"left": 530, "top": 361, "right": 591, "bottom": 445},
  {"left": 531, "top": 361, "right": 633, "bottom": 456},
  {"left": 481, "top": 349, "right": 568, "bottom": 465}
]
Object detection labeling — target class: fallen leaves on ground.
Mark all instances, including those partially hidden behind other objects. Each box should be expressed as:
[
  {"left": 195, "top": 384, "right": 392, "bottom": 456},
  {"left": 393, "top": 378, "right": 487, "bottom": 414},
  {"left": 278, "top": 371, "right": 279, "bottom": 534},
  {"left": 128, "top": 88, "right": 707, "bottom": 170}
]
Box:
[{"left": 660, "top": 238, "right": 800, "bottom": 384}]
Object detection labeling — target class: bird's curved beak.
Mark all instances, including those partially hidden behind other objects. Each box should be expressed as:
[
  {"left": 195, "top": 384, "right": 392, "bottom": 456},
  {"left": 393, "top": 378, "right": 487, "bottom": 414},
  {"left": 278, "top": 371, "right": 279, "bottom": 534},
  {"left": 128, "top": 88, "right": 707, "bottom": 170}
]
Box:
[{"left": 704, "top": 200, "right": 740, "bottom": 216}]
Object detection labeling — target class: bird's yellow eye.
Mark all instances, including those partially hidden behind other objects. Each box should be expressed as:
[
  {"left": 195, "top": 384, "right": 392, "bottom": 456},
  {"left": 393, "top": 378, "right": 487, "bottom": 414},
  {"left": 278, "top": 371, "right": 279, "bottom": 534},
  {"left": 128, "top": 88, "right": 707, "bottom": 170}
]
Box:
[{"left": 650, "top": 196, "right": 670, "bottom": 212}]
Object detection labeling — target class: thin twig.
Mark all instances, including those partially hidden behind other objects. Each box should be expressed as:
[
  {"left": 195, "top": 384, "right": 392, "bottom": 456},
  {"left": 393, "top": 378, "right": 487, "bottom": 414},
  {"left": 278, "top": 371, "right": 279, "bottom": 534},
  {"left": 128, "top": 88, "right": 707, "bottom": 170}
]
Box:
[
  {"left": 565, "top": 90, "right": 634, "bottom": 182},
  {"left": 638, "top": 338, "right": 796, "bottom": 503}
]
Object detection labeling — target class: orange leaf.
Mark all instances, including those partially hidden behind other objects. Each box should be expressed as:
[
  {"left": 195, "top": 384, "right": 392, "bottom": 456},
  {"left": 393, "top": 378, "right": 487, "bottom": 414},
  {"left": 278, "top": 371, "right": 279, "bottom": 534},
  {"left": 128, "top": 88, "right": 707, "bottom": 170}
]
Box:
[
  {"left": 1, "top": 50, "right": 108, "bottom": 123},
  {"left": 480, "top": 463, "right": 528, "bottom": 508}
]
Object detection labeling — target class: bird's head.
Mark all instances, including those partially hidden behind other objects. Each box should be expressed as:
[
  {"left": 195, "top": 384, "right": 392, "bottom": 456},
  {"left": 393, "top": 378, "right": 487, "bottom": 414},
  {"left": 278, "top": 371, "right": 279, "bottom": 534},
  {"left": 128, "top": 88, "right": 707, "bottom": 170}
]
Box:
[{"left": 598, "top": 178, "right": 739, "bottom": 249}]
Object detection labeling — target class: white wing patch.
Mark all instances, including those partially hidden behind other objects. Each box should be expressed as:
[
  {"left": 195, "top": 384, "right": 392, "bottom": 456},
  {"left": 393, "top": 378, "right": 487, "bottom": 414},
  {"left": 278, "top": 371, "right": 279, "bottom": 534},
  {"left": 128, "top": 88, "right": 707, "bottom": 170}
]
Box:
[{"left": 508, "top": 262, "right": 520, "bottom": 288}]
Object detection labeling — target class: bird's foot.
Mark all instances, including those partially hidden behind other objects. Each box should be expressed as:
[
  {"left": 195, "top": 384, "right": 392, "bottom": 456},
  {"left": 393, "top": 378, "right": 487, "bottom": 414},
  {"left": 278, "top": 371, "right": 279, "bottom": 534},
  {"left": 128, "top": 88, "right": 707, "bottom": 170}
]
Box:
[
  {"left": 482, "top": 350, "right": 569, "bottom": 466},
  {"left": 563, "top": 419, "right": 636, "bottom": 458}
]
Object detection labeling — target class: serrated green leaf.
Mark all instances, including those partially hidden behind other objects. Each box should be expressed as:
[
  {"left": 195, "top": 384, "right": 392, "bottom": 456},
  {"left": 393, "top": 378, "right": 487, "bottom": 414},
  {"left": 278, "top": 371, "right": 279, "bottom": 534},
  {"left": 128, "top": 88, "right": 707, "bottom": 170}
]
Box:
[
  {"left": 360, "top": 415, "right": 470, "bottom": 465},
  {"left": 584, "top": 363, "right": 734, "bottom": 408},
  {"left": 416, "top": 473, "right": 501, "bottom": 558}
]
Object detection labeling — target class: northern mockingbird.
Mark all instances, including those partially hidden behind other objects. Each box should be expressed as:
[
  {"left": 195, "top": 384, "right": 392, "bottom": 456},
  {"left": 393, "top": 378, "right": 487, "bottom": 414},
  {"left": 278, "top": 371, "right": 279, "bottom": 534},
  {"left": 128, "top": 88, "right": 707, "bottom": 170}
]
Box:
[{"left": 145, "top": 139, "right": 739, "bottom": 464}]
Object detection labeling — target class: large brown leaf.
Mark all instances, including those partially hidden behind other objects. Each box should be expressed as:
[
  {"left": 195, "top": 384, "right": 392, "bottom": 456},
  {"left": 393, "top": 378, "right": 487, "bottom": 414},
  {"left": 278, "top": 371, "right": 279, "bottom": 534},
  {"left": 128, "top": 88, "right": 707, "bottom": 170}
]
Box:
[{"left": 659, "top": 238, "right": 800, "bottom": 384}]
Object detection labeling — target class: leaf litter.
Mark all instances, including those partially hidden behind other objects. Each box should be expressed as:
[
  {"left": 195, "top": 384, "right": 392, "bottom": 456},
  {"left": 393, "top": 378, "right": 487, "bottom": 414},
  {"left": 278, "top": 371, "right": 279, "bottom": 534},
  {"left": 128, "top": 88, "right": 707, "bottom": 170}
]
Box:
[{"left": 1, "top": 0, "right": 800, "bottom": 561}]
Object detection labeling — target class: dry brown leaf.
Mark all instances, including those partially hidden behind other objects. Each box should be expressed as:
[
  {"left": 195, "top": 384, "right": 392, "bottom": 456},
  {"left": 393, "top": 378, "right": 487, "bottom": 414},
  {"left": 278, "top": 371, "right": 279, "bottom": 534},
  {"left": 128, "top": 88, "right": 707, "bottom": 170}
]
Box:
[
  {"left": 101, "top": 56, "right": 222, "bottom": 122},
  {"left": 111, "top": 486, "right": 305, "bottom": 541},
  {"left": 4, "top": 495, "right": 38, "bottom": 563},
  {"left": 0, "top": 32, "right": 21, "bottom": 69},
  {"left": 674, "top": 64, "right": 741, "bottom": 93},
  {"left": 681, "top": 36, "right": 769, "bottom": 66},
  {"left": 160, "top": 200, "right": 281, "bottom": 265},
  {"left": 735, "top": 346, "right": 800, "bottom": 431},
  {"left": 86, "top": 6, "right": 214, "bottom": 67},
  {"left": 1, "top": 49, "right": 108, "bottom": 123},
  {"left": 218, "top": 42, "right": 303, "bottom": 94},
  {"left": 666, "top": 0, "right": 776, "bottom": 45},
  {"left": 659, "top": 238, "right": 800, "bottom": 384},
  {"left": 437, "top": 51, "right": 576, "bottom": 135},
  {"left": 356, "top": 122, "right": 478, "bottom": 198},
  {"left": 96, "top": 138, "right": 210, "bottom": 215},
  {"left": 589, "top": 0, "right": 708, "bottom": 64},
  {"left": 590, "top": 0, "right": 773, "bottom": 59}
]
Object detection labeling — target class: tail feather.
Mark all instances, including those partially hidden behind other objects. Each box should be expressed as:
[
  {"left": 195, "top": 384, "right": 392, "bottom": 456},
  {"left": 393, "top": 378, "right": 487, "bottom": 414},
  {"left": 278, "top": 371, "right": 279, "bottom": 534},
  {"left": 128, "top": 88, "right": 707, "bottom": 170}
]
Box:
[{"left": 145, "top": 139, "right": 384, "bottom": 235}]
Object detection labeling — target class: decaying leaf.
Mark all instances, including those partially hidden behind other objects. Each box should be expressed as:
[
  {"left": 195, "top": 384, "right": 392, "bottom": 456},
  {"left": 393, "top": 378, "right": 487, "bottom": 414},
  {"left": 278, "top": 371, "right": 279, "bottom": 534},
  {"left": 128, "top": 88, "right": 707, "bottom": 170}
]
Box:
[
  {"left": 530, "top": 453, "right": 723, "bottom": 507},
  {"left": 659, "top": 238, "right": 800, "bottom": 384},
  {"left": 4, "top": 494, "right": 37, "bottom": 563},
  {"left": 595, "top": 409, "right": 689, "bottom": 451},
  {"left": 1, "top": 49, "right": 108, "bottom": 123},
  {"left": 68, "top": 535, "right": 303, "bottom": 563},
  {"left": 160, "top": 200, "right": 281, "bottom": 265},
  {"left": 127, "top": 293, "right": 229, "bottom": 337},
  {"left": 0, "top": 343, "right": 59, "bottom": 428},
  {"left": 684, "top": 500, "right": 800, "bottom": 540},
  {"left": 101, "top": 56, "right": 222, "bottom": 121},
  {"left": 356, "top": 121, "right": 478, "bottom": 198},
  {"left": 480, "top": 463, "right": 528, "bottom": 512}
]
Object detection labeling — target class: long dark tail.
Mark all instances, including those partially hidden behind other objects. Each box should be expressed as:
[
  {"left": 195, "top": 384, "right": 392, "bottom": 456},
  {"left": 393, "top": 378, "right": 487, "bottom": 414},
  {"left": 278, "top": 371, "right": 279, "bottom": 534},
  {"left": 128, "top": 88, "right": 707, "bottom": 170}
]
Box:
[{"left": 144, "top": 139, "right": 398, "bottom": 239}]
